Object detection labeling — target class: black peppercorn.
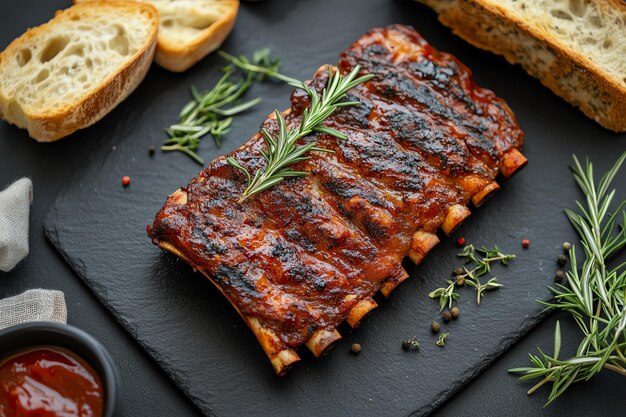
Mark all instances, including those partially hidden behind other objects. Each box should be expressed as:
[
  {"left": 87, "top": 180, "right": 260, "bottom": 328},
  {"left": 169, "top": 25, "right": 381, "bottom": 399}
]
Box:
[
  {"left": 450, "top": 306, "right": 460, "bottom": 318},
  {"left": 431, "top": 321, "right": 441, "bottom": 333},
  {"left": 555, "top": 270, "right": 565, "bottom": 281},
  {"left": 402, "top": 337, "right": 420, "bottom": 351},
  {"left": 350, "top": 343, "right": 361, "bottom": 354},
  {"left": 149, "top": 145, "right": 156, "bottom": 156},
  {"left": 442, "top": 310, "right": 452, "bottom": 322},
  {"left": 557, "top": 254, "right": 568, "bottom": 266},
  {"left": 452, "top": 266, "right": 464, "bottom": 276}
]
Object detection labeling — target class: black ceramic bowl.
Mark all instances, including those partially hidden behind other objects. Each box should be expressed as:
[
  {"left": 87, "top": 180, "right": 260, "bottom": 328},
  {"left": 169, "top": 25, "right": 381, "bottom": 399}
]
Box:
[{"left": 0, "top": 321, "right": 118, "bottom": 417}]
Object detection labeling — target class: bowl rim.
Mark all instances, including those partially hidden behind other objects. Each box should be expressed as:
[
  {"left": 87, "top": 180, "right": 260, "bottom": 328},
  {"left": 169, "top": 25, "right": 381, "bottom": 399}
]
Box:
[{"left": 0, "top": 321, "right": 118, "bottom": 417}]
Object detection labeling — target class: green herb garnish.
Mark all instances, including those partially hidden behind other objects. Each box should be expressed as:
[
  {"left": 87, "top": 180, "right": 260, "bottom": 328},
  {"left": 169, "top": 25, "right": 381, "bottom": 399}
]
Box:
[
  {"left": 225, "top": 65, "right": 373, "bottom": 203},
  {"left": 510, "top": 152, "right": 626, "bottom": 405},
  {"left": 458, "top": 244, "right": 512, "bottom": 304},
  {"left": 218, "top": 50, "right": 297, "bottom": 85},
  {"left": 428, "top": 280, "right": 458, "bottom": 311},
  {"left": 436, "top": 333, "right": 450, "bottom": 347},
  {"left": 162, "top": 49, "right": 281, "bottom": 164},
  {"left": 429, "top": 244, "right": 514, "bottom": 309}
]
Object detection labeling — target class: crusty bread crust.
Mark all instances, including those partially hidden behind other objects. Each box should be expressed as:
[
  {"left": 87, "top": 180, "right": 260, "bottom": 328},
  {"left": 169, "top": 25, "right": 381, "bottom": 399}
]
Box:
[
  {"left": 417, "top": 0, "right": 626, "bottom": 132},
  {"left": 0, "top": 2, "right": 159, "bottom": 142},
  {"left": 74, "top": 0, "right": 239, "bottom": 73},
  {"left": 155, "top": 1, "right": 239, "bottom": 72}
]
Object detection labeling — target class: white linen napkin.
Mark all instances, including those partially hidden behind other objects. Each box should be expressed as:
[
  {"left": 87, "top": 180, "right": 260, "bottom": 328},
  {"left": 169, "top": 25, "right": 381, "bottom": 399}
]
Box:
[
  {"left": 0, "top": 178, "right": 32, "bottom": 272},
  {"left": 0, "top": 289, "right": 67, "bottom": 330}
]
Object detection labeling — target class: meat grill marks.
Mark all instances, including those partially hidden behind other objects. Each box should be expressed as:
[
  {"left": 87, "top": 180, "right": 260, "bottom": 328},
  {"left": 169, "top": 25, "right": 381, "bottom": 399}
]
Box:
[{"left": 148, "top": 25, "right": 527, "bottom": 375}]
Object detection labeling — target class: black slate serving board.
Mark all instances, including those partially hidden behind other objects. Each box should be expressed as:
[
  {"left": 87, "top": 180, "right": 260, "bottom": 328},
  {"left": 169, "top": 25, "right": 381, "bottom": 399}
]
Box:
[{"left": 42, "top": 1, "right": 626, "bottom": 416}]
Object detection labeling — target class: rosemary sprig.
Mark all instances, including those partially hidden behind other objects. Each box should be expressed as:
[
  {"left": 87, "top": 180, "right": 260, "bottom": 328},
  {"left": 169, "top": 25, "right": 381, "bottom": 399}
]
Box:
[
  {"left": 465, "top": 275, "right": 503, "bottom": 305},
  {"left": 510, "top": 152, "right": 626, "bottom": 405},
  {"left": 226, "top": 66, "right": 374, "bottom": 203},
  {"left": 162, "top": 49, "right": 280, "bottom": 164},
  {"left": 429, "top": 244, "right": 514, "bottom": 309},
  {"left": 218, "top": 50, "right": 298, "bottom": 85}
]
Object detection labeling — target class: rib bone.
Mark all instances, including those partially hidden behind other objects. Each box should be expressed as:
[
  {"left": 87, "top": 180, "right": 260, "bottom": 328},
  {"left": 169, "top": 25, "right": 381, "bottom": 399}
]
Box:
[
  {"left": 501, "top": 148, "right": 528, "bottom": 178},
  {"left": 441, "top": 204, "right": 471, "bottom": 235},
  {"left": 471, "top": 181, "right": 500, "bottom": 207},
  {"left": 408, "top": 230, "right": 440, "bottom": 265},
  {"left": 346, "top": 297, "right": 378, "bottom": 328},
  {"left": 380, "top": 267, "right": 410, "bottom": 297},
  {"left": 306, "top": 328, "right": 342, "bottom": 357}
]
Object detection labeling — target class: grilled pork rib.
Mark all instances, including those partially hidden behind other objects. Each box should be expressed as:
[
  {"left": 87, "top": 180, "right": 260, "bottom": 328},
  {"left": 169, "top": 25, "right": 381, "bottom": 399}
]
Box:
[{"left": 148, "top": 25, "right": 526, "bottom": 375}]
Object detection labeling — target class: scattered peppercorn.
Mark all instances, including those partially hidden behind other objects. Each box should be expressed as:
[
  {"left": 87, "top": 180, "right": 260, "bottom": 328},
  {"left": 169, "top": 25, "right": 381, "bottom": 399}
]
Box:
[
  {"left": 562, "top": 242, "right": 571, "bottom": 252},
  {"left": 441, "top": 310, "right": 452, "bottom": 322},
  {"left": 555, "top": 270, "right": 565, "bottom": 281},
  {"left": 455, "top": 275, "right": 465, "bottom": 287},
  {"left": 456, "top": 237, "right": 466, "bottom": 247},
  {"left": 402, "top": 337, "right": 420, "bottom": 351},
  {"left": 350, "top": 343, "right": 361, "bottom": 355},
  {"left": 452, "top": 266, "right": 464, "bottom": 276},
  {"left": 557, "top": 254, "right": 568, "bottom": 266},
  {"left": 450, "top": 306, "right": 460, "bottom": 318},
  {"left": 122, "top": 176, "right": 131, "bottom": 187},
  {"left": 522, "top": 239, "right": 530, "bottom": 249},
  {"left": 431, "top": 321, "right": 441, "bottom": 333},
  {"left": 149, "top": 145, "right": 156, "bottom": 156}
]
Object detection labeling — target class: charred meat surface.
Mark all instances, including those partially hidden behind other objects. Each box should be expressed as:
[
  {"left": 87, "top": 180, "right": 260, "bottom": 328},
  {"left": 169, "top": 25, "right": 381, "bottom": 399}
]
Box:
[{"left": 148, "top": 25, "right": 525, "bottom": 374}]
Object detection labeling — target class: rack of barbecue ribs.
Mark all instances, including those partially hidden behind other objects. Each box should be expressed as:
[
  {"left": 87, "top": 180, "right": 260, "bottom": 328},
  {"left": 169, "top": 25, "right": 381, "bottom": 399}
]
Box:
[{"left": 148, "top": 24, "right": 527, "bottom": 375}]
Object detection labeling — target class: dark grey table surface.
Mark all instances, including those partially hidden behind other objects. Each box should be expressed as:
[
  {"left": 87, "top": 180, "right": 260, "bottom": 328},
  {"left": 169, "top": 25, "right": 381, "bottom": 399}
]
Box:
[{"left": 1, "top": 1, "right": 625, "bottom": 416}]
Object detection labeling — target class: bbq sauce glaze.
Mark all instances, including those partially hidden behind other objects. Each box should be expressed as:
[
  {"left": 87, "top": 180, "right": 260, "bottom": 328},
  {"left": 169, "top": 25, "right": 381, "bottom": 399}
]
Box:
[
  {"left": 149, "top": 25, "right": 523, "bottom": 354},
  {"left": 0, "top": 348, "right": 103, "bottom": 417}
]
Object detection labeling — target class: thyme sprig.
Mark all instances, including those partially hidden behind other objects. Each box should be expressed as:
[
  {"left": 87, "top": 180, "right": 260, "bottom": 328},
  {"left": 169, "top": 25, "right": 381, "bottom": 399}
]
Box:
[
  {"left": 429, "top": 244, "right": 514, "bottom": 309},
  {"left": 226, "top": 66, "right": 374, "bottom": 203},
  {"left": 162, "top": 49, "right": 280, "bottom": 164},
  {"left": 428, "top": 280, "right": 458, "bottom": 311},
  {"left": 465, "top": 275, "right": 503, "bottom": 305},
  {"left": 458, "top": 245, "right": 511, "bottom": 304},
  {"left": 510, "top": 152, "right": 626, "bottom": 405}
]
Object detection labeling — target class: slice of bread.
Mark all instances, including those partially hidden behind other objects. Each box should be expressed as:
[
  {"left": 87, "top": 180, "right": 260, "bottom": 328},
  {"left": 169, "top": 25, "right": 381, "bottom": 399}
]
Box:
[
  {"left": 75, "top": 0, "right": 239, "bottom": 72},
  {"left": 0, "top": 2, "right": 159, "bottom": 142},
  {"left": 417, "top": 0, "right": 626, "bottom": 132}
]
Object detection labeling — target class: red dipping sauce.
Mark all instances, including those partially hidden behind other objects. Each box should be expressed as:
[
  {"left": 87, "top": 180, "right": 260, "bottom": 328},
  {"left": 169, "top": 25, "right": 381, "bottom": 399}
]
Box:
[{"left": 0, "top": 348, "right": 103, "bottom": 417}]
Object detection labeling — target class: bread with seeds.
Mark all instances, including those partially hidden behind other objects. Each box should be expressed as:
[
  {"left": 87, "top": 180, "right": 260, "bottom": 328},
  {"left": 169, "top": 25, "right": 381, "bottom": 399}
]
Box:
[{"left": 417, "top": 0, "right": 626, "bottom": 132}]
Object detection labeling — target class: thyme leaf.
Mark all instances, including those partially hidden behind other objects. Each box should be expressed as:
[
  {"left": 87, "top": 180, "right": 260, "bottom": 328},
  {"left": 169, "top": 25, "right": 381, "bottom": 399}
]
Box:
[
  {"left": 428, "top": 280, "right": 458, "bottom": 311},
  {"left": 429, "top": 243, "right": 513, "bottom": 309}
]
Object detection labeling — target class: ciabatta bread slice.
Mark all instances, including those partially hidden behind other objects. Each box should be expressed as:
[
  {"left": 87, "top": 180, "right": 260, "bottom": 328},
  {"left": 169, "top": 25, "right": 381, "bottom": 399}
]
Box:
[
  {"left": 0, "top": 1, "right": 159, "bottom": 142},
  {"left": 417, "top": 0, "right": 626, "bottom": 132},
  {"left": 75, "top": 0, "right": 239, "bottom": 72}
]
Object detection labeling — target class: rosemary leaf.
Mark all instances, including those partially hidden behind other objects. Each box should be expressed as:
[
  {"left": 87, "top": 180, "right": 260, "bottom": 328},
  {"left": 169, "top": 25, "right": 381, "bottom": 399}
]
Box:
[
  {"left": 510, "top": 151, "right": 626, "bottom": 405},
  {"left": 227, "top": 66, "right": 374, "bottom": 203},
  {"left": 163, "top": 49, "right": 282, "bottom": 164}
]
